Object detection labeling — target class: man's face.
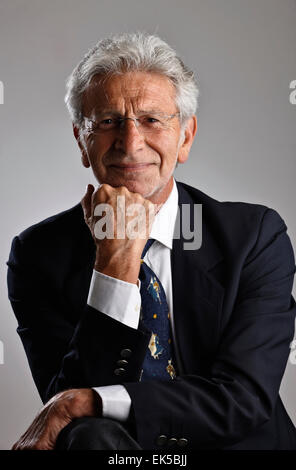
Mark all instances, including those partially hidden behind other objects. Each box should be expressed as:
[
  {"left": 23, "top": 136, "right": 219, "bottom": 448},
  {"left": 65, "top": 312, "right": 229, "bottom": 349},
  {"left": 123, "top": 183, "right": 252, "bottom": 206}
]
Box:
[{"left": 74, "top": 71, "right": 196, "bottom": 203}]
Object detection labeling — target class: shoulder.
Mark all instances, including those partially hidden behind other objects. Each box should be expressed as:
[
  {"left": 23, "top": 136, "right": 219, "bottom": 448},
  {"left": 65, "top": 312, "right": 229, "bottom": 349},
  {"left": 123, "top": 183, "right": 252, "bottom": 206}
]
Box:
[
  {"left": 17, "top": 203, "right": 84, "bottom": 243},
  {"left": 176, "top": 180, "right": 290, "bottom": 255},
  {"left": 10, "top": 203, "right": 90, "bottom": 263},
  {"left": 177, "top": 180, "right": 286, "bottom": 225}
]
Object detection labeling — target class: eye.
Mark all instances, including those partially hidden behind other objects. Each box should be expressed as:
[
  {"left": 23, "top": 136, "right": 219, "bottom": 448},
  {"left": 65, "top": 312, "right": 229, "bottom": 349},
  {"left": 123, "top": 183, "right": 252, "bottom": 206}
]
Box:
[
  {"left": 100, "top": 118, "right": 115, "bottom": 126},
  {"left": 94, "top": 118, "right": 120, "bottom": 131},
  {"left": 146, "top": 117, "right": 160, "bottom": 123},
  {"left": 142, "top": 116, "right": 162, "bottom": 127}
]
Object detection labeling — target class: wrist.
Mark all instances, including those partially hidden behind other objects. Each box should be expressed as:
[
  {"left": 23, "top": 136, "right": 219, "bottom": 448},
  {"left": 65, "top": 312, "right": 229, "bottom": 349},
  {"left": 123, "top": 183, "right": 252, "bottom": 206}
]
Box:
[
  {"left": 94, "top": 251, "right": 141, "bottom": 284},
  {"left": 94, "top": 264, "right": 140, "bottom": 284}
]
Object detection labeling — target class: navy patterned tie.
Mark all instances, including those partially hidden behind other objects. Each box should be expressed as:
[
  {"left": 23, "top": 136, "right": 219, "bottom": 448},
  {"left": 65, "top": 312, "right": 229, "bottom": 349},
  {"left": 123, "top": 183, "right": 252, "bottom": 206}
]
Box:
[{"left": 139, "top": 238, "right": 177, "bottom": 382}]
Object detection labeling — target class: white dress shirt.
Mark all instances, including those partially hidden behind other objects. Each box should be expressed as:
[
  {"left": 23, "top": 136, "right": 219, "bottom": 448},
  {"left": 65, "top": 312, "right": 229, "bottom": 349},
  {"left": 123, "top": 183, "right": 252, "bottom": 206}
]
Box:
[{"left": 87, "top": 179, "right": 180, "bottom": 422}]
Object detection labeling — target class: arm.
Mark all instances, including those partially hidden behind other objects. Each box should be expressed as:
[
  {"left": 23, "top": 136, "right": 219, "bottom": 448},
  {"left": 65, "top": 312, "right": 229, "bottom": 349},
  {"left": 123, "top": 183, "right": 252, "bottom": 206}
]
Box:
[
  {"left": 7, "top": 236, "right": 150, "bottom": 403},
  {"left": 88, "top": 269, "right": 142, "bottom": 422},
  {"left": 7, "top": 184, "right": 153, "bottom": 449},
  {"left": 7, "top": 234, "right": 150, "bottom": 449},
  {"left": 7, "top": 185, "right": 153, "bottom": 404}
]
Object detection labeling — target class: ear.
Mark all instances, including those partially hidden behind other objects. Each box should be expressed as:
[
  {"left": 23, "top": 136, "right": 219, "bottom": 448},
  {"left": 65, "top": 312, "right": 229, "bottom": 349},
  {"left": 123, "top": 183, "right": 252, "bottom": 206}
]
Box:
[
  {"left": 177, "top": 115, "right": 197, "bottom": 164},
  {"left": 73, "top": 123, "right": 90, "bottom": 168}
]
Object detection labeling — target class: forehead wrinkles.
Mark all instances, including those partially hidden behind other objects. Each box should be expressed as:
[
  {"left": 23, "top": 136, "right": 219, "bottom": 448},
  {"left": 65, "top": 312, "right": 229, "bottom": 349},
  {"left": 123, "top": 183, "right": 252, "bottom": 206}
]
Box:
[
  {"left": 83, "top": 73, "right": 177, "bottom": 114},
  {"left": 104, "top": 83, "right": 148, "bottom": 109}
]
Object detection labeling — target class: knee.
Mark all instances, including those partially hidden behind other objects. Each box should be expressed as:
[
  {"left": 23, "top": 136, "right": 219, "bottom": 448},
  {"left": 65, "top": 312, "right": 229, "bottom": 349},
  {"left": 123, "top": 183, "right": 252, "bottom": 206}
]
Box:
[{"left": 55, "top": 417, "right": 127, "bottom": 450}]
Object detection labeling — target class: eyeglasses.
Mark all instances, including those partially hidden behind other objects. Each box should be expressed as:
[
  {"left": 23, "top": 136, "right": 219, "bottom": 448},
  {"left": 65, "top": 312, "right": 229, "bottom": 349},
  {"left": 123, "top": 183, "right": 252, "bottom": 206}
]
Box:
[{"left": 82, "top": 112, "right": 180, "bottom": 136}]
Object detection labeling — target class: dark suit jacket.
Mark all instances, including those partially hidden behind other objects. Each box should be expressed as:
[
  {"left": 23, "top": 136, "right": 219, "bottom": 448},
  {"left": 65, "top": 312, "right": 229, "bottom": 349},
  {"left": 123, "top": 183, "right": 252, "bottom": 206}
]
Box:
[{"left": 7, "top": 181, "right": 296, "bottom": 450}]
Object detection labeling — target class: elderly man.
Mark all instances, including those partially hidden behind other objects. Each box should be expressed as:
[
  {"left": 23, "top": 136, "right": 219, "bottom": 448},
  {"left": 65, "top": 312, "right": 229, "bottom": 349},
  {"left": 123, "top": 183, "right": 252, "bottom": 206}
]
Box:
[{"left": 7, "top": 32, "right": 296, "bottom": 450}]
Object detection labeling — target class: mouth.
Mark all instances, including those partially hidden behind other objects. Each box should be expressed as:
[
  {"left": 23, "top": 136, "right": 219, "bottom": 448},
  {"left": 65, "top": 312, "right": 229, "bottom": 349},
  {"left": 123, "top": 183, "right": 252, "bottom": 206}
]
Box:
[{"left": 109, "top": 163, "right": 155, "bottom": 172}]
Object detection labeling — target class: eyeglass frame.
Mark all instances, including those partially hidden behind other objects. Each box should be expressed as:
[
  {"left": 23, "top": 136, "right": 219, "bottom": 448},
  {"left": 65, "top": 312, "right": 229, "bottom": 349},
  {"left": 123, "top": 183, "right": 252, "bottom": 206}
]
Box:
[{"left": 81, "top": 112, "right": 181, "bottom": 135}]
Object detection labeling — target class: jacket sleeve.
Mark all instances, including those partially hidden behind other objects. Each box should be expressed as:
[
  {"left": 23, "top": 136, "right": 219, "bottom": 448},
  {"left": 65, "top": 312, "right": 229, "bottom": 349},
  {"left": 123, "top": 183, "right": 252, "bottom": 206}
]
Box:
[
  {"left": 7, "top": 235, "right": 151, "bottom": 405},
  {"left": 123, "top": 208, "right": 296, "bottom": 449}
]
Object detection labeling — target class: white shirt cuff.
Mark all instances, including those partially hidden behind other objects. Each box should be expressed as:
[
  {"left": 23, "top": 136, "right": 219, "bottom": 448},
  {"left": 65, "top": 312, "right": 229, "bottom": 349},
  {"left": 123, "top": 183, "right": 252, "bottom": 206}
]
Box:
[
  {"left": 87, "top": 270, "right": 141, "bottom": 329},
  {"left": 92, "top": 385, "right": 131, "bottom": 422}
]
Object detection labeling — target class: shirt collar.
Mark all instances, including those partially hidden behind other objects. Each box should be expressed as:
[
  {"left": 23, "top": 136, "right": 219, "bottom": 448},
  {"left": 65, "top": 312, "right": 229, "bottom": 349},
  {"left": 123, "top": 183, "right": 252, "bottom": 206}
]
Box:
[{"left": 149, "top": 178, "right": 178, "bottom": 250}]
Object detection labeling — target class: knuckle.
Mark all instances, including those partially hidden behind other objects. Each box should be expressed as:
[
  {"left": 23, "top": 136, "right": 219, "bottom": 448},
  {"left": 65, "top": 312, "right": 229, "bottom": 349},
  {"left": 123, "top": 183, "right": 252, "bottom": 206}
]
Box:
[
  {"left": 145, "top": 200, "right": 154, "bottom": 210},
  {"left": 95, "top": 186, "right": 108, "bottom": 202},
  {"left": 118, "top": 185, "right": 127, "bottom": 195},
  {"left": 99, "top": 183, "right": 112, "bottom": 194},
  {"left": 132, "top": 191, "right": 142, "bottom": 200}
]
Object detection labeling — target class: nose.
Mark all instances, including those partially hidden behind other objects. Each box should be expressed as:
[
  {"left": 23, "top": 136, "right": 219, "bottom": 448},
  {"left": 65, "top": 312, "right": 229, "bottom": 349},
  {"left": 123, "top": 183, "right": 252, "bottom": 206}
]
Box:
[{"left": 114, "top": 118, "right": 144, "bottom": 154}]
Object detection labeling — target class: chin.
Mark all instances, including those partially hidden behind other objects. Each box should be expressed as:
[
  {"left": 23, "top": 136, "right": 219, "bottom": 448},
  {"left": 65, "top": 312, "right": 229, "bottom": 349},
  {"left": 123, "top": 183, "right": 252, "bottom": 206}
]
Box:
[
  {"left": 103, "top": 175, "right": 157, "bottom": 197},
  {"left": 122, "top": 180, "right": 155, "bottom": 197}
]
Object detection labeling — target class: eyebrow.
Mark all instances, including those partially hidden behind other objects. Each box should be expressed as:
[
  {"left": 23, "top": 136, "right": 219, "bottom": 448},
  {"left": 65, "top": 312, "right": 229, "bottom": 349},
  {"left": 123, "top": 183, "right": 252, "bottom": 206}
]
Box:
[
  {"left": 135, "top": 109, "right": 169, "bottom": 115},
  {"left": 90, "top": 108, "right": 171, "bottom": 116}
]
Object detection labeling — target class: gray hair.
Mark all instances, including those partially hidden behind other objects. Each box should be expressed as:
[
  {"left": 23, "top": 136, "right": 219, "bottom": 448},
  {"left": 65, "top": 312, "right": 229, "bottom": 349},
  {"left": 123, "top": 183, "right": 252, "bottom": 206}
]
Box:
[{"left": 65, "top": 32, "right": 199, "bottom": 129}]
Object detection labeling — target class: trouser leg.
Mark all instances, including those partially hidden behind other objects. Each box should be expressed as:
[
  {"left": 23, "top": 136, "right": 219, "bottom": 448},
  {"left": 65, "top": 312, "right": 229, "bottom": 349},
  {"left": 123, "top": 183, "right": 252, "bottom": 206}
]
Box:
[{"left": 55, "top": 416, "right": 142, "bottom": 450}]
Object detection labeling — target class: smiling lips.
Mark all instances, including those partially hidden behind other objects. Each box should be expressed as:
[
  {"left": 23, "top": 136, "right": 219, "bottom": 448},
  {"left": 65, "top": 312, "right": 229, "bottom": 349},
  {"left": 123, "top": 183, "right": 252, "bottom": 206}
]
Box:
[{"left": 110, "top": 163, "right": 154, "bottom": 171}]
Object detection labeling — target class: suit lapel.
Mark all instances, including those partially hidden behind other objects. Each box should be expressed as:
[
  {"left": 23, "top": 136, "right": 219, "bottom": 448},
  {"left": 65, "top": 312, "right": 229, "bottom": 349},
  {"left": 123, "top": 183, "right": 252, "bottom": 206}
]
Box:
[{"left": 171, "top": 182, "right": 225, "bottom": 374}]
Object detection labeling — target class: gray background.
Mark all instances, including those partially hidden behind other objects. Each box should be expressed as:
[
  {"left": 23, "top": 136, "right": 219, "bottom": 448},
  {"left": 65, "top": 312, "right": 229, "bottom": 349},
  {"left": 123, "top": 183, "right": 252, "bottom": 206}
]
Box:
[{"left": 0, "top": 0, "right": 295, "bottom": 450}]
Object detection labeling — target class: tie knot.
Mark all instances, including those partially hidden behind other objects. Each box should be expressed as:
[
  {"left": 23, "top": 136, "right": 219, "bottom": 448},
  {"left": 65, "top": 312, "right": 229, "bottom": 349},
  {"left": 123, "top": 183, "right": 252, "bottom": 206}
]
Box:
[{"left": 141, "top": 238, "right": 155, "bottom": 259}]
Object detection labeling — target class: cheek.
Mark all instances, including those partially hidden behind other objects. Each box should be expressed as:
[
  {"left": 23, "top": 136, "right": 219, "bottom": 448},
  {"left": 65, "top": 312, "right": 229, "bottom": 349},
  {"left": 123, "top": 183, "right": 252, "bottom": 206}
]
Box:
[
  {"left": 86, "top": 138, "right": 108, "bottom": 166},
  {"left": 154, "top": 138, "right": 179, "bottom": 169},
  {"left": 147, "top": 135, "right": 178, "bottom": 154}
]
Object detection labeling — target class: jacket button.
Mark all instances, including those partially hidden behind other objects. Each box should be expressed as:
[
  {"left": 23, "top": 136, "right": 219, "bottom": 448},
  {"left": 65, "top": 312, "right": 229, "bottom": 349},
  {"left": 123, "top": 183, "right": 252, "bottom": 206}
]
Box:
[
  {"left": 177, "top": 437, "right": 188, "bottom": 447},
  {"left": 168, "top": 437, "right": 178, "bottom": 447},
  {"left": 117, "top": 359, "right": 128, "bottom": 367},
  {"left": 114, "top": 368, "right": 126, "bottom": 376},
  {"left": 120, "top": 348, "right": 132, "bottom": 358},
  {"left": 156, "top": 435, "right": 167, "bottom": 446}
]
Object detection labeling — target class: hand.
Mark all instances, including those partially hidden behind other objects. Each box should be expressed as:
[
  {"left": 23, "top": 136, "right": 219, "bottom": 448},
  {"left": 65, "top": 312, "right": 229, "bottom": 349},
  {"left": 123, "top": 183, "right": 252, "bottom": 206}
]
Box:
[
  {"left": 81, "top": 184, "right": 158, "bottom": 284},
  {"left": 11, "top": 388, "right": 102, "bottom": 450}
]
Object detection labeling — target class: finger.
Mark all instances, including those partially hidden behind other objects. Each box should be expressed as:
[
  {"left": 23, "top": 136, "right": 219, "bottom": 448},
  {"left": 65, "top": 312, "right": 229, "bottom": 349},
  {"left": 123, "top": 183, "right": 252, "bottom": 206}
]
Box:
[{"left": 81, "top": 184, "right": 95, "bottom": 222}]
